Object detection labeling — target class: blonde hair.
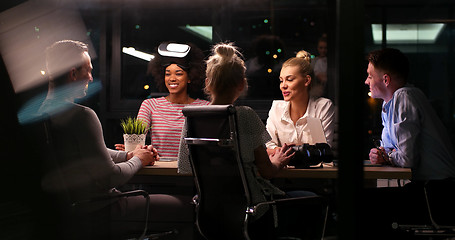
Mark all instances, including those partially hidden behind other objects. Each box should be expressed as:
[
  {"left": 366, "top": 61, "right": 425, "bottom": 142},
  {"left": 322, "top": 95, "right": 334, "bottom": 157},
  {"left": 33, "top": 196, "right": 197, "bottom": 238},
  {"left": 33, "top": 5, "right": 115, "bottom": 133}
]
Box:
[
  {"left": 205, "top": 43, "right": 246, "bottom": 97},
  {"left": 282, "top": 50, "right": 314, "bottom": 89},
  {"left": 295, "top": 50, "right": 312, "bottom": 62}
]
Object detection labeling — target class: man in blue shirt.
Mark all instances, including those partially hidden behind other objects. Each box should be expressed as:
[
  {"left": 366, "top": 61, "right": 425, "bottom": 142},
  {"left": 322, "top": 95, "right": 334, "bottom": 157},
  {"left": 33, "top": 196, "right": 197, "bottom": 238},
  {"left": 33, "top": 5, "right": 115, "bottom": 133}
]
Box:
[
  {"left": 365, "top": 48, "right": 455, "bottom": 181},
  {"left": 362, "top": 48, "right": 455, "bottom": 239}
]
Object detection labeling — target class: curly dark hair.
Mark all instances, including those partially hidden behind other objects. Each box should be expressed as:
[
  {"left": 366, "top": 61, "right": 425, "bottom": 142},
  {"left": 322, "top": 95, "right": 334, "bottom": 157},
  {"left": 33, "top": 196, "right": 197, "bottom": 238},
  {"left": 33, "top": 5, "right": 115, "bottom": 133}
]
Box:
[{"left": 147, "top": 42, "right": 205, "bottom": 96}]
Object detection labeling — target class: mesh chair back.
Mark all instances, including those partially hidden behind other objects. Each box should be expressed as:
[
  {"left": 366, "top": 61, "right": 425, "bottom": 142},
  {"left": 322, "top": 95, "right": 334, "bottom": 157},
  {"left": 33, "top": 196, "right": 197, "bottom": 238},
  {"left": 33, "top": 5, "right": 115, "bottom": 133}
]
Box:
[{"left": 183, "top": 105, "right": 251, "bottom": 240}]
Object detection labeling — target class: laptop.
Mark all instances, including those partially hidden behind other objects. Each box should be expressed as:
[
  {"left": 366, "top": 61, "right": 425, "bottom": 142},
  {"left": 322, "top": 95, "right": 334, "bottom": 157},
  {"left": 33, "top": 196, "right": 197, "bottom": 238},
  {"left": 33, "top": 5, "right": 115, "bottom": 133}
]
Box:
[{"left": 307, "top": 117, "right": 328, "bottom": 144}]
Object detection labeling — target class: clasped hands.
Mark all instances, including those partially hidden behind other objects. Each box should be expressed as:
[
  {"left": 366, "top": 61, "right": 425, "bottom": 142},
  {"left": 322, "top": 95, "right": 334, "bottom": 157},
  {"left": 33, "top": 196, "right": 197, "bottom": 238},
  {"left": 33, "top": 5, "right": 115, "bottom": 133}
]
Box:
[
  {"left": 126, "top": 144, "right": 159, "bottom": 167},
  {"left": 369, "top": 147, "right": 394, "bottom": 165}
]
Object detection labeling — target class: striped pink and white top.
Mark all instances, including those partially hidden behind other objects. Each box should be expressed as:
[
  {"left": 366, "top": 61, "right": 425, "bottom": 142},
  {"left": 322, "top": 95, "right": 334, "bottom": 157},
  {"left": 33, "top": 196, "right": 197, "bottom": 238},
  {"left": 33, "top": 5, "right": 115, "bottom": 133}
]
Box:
[{"left": 137, "top": 97, "right": 210, "bottom": 158}]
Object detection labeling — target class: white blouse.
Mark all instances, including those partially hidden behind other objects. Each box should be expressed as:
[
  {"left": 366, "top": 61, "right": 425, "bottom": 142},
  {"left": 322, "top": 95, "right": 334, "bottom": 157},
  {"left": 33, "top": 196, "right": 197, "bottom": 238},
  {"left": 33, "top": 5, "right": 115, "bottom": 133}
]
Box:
[{"left": 265, "top": 97, "right": 335, "bottom": 149}]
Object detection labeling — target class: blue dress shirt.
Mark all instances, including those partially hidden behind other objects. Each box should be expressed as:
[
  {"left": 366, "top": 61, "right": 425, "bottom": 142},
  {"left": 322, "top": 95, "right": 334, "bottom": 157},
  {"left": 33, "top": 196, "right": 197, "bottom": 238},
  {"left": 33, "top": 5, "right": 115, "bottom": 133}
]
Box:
[{"left": 381, "top": 85, "right": 455, "bottom": 181}]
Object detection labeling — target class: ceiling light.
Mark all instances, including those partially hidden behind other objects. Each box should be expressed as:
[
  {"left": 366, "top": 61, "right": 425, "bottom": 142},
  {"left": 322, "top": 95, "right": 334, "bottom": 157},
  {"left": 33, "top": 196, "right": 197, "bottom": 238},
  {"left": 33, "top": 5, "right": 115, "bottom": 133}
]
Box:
[
  {"left": 122, "top": 47, "right": 154, "bottom": 61},
  {"left": 179, "top": 25, "right": 212, "bottom": 42},
  {"left": 372, "top": 23, "right": 445, "bottom": 44}
]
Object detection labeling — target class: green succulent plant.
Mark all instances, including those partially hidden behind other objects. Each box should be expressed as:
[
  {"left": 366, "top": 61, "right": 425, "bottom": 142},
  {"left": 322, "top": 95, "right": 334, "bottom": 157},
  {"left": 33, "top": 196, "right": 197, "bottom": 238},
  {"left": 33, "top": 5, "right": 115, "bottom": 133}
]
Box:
[{"left": 120, "top": 117, "right": 151, "bottom": 134}]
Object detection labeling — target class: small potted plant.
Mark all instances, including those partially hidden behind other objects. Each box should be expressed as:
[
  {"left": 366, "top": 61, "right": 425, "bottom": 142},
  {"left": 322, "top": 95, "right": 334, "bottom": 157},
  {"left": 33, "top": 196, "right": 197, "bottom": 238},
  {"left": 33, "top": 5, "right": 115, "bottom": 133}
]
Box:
[{"left": 120, "top": 117, "right": 151, "bottom": 152}]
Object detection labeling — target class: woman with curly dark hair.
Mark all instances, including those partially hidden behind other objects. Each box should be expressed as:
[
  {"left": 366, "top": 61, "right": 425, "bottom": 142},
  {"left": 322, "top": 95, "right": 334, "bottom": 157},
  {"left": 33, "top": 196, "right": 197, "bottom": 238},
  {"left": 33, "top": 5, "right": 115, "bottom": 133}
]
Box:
[{"left": 116, "top": 42, "right": 209, "bottom": 158}]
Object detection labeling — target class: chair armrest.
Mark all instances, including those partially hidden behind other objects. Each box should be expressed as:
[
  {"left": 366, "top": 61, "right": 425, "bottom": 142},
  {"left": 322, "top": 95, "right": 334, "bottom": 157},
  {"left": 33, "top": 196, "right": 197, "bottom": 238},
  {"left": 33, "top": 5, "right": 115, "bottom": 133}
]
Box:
[
  {"left": 251, "top": 195, "right": 329, "bottom": 239},
  {"left": 72, "top": 190, "right": 151, "bottom": 239},
  {"left": 71, "top": 189, "right": 150, "bottom": 207},
  {"left": 185, "top": 137, "right": 233, "bottom": 146},
  {"left": 192, "top": 194, "right": 199, "bottom": 205},
  {"left": 253, "top": 195, "right": 327, "bottom": 212}
]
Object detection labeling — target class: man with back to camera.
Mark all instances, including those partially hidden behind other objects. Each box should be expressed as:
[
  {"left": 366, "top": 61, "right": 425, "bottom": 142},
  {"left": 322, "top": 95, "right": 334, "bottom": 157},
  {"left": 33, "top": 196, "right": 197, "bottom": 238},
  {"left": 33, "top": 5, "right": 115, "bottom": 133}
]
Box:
[
  {"left": 38, "top": 40, "right": 193, "bottom": 239},
  {"left": 362, "top": 48, "right": 455, "bottom": 239}
]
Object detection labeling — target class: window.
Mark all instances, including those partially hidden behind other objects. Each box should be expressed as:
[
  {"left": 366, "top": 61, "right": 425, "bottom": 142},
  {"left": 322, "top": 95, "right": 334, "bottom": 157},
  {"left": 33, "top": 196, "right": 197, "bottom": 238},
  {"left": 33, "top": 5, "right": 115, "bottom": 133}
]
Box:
[
  {"left": 109, "top": 1, "right": 332, "bottom": 117},
  {"left": 364, "top": 2, "right": 455, "bottom": 148}
]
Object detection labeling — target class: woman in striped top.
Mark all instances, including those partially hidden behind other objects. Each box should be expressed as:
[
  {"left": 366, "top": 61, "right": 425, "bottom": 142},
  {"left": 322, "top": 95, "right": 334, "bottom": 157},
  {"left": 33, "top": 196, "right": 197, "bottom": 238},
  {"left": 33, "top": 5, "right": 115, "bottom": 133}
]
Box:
[{"left": 116, "top": 42, "right": 209, "bottom": 158}]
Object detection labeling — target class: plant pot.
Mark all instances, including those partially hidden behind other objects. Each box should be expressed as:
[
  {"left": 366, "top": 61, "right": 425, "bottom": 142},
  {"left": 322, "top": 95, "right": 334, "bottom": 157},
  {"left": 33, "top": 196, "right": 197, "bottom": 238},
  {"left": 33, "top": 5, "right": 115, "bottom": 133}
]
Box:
[{"left": 123, "top": 134, "right": 146, "bottom": 152}]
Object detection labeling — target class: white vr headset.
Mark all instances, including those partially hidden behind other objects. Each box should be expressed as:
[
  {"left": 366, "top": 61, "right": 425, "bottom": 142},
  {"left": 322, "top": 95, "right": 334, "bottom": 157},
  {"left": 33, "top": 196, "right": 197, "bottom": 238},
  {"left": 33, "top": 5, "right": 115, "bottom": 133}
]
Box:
[{"left": 158, "top": 43, "right": 191, "bottom": 58}]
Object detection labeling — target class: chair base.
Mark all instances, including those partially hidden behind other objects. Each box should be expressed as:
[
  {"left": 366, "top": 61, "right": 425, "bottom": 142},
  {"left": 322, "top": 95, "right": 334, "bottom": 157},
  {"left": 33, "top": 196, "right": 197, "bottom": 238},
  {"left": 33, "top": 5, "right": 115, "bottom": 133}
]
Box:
[{"left": 393, "top": 223, "right": 455, "bottom": 238}]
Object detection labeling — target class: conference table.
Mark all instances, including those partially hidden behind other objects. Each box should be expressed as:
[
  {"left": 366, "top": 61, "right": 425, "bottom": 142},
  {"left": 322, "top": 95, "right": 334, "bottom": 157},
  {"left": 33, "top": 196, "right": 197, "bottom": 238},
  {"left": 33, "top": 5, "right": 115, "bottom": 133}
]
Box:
[{"left": 136, "top": 160, "right": 412, "bottom": 180}]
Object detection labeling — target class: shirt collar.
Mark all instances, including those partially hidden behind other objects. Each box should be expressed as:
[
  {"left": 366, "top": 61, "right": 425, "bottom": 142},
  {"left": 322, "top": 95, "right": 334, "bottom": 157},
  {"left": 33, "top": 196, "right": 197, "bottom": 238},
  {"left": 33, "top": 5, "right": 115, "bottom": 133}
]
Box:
[
  {"left": 382, "top": 85, "right": 410, "bottom": 113},
  {"left": 281, "top": 101, "right": 291, "bottom": 122},
  {"left": 281, "top": 99, "right": 311, "bottom": 122},
  {"left": 382, "top": 93, "right": 394, "bottom": 113}
]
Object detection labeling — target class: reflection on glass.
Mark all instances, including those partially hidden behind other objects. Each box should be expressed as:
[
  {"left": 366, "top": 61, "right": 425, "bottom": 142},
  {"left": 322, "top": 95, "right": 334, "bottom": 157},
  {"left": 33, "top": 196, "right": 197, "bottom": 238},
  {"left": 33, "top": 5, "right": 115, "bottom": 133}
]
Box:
[
  {"left": 119, "top": 3, "right": 330, "bottom": 101},
  {"left": 122, "top": 47, "right": 154, "bottom": 61},
  {"left": 371, "top": 23, "right": 445, "bottom": 44}
]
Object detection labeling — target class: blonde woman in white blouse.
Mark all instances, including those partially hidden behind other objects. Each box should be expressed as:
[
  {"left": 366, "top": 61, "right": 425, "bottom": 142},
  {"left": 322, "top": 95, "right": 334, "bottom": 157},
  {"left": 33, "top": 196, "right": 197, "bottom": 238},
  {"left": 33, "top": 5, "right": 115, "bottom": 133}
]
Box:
[{"left": 266, "top": 50, "right": 335, "bottom": 156}]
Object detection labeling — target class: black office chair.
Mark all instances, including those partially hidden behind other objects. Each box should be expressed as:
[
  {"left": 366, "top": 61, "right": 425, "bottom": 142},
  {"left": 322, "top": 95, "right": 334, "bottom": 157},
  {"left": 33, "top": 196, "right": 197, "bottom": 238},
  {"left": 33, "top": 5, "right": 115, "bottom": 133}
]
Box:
[
  {"left": 182, "top": 105, "right": 328, "bottom": 240},
  {"left": 392, "top": 179, "right": 455, "bottom": 238},
  {"left": 23, "top": 115, "right": 177, "bottom": 240}
]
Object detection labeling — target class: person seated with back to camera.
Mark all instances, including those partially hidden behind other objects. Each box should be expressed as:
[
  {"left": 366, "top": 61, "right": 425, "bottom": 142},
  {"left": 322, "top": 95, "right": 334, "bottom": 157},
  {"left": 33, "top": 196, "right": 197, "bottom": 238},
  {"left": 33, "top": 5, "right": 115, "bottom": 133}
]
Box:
[
  {"left": 265, "top": 50, "right": 335, "bottom": 157},
  {"left": 115, "top": 42, "right": 209, "bottom": 159},
  {"left": 178, "top": 42, "right": 324, "bottom": 239},
  {"left": 39, "top": 40, "right": 194, "bottom": 239}
]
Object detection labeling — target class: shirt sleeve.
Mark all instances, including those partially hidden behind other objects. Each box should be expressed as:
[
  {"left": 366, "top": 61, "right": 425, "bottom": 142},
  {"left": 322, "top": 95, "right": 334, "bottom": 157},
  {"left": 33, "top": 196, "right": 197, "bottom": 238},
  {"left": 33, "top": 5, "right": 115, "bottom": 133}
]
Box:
[
  {"left": 265, "top": 102, "right": 280, "bottom": 149},
  {"left": 238, "top": 107, "right": 271, "bottom": 150},
  {"left": 137, "top": 99, "right": 152, "bottom": 129},
  {"left": 79, "top": 107, "right": 143, "bottom": 189},
  {"left": 108, "top": 148, "right": 128, "bottom": 163},
  {"left": 385, "top": 91, "right": 421, "bottom": 168},
  {"left": 316, "top": 98, "right": 335, "bottom": 146}
]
